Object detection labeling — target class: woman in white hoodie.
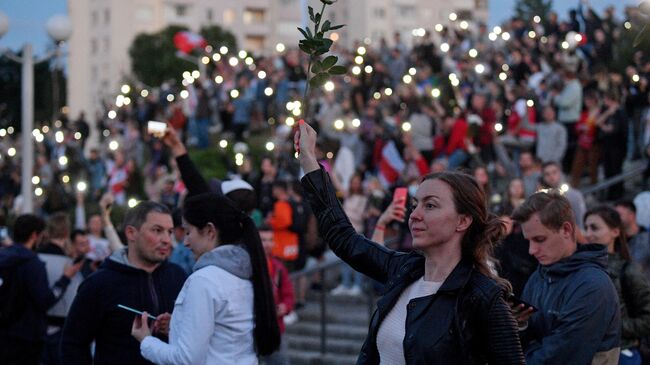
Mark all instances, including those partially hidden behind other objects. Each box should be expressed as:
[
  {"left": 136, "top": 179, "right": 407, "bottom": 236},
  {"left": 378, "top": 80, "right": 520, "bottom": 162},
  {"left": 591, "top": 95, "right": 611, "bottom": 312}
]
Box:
[{"left": 131, "top": 193, "right": 280, "bottom": 364}]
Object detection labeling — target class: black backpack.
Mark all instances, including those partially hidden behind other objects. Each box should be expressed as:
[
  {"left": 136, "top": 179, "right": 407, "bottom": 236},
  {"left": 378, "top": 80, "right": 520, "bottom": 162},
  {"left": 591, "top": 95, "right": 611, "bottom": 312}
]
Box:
[
  {"left": 0, "top": 260, "right": 28, "bottom": 326},
  {"left": 288, "top": 199, "right": 308, "bottom": 235}
]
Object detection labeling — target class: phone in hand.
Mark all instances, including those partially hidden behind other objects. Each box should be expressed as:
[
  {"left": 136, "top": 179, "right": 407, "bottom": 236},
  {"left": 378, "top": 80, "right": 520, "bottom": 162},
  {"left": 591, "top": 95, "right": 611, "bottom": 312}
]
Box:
[
  {"left": 117, "top": 304, "right": 157, "bottom": 320},
  {"left": 393, "top": 187, "right": 408, "bottom": 209},
  {"left": 508, "top": 295, "right": 538, "bottom": 313},
  {"left": 147, "top": 121, "right": 167, "bottom": 138}
]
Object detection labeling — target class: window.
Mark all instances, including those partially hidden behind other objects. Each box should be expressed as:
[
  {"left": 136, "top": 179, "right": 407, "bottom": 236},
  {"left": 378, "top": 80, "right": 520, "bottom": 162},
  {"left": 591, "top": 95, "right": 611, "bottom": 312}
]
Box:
[
  {"left": 91, "top": 38, "right": 98, "bottom": 54},
  {"left": 245, "top": 35, "right": 265, "bottom": 51},
  {"left": 223, "top": 9, "right": 236, "bottom": 25},
  {"left": 397, "top": 5, "right": 416, "bottom": 18},
  {"left": 175, "top": 4, "right": 187, "bottom": 17},
  {"left": 136, "top": 6, "right": 153, "bottom": 22},
  {"left": 457, "top": 10, "right": 472, "bottom": 20},
  {"left": 373, "top": 7, "right": 385, "bottom": 19},
  {"left": 243, "top": 8, "right": 265, "bottom": 25},
  {"left": 104, "top": 8, "right": 110, "bottom": 24},
  {"left": 474, "top": 0, "right": 487, "bottom": 9},
  {"left": 103, "top": 37, "right": 110, "bottom": 52},
  {"left": 207, "top": 9, "right": 213, "bottom": 22},
  {"left": 91, "top": 11, "right": 98, "bottom": 25}
]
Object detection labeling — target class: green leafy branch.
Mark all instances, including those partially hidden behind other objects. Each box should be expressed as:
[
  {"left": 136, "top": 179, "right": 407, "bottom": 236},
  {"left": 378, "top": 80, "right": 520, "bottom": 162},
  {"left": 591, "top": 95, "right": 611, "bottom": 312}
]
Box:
[{"left": 297, "top": 0, "right": 346, "bottom": 119}]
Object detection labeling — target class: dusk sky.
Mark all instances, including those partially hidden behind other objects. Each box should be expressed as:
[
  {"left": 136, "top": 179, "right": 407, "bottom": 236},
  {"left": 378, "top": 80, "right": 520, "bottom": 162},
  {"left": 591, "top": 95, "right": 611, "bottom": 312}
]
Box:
[{"left": 0, "top": 0, "right": 639, "bottom": 55}]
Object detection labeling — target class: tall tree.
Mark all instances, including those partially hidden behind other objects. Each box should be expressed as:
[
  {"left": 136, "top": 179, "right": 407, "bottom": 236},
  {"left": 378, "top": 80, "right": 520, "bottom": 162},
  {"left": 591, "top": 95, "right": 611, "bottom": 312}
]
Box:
[
  {"left": 514, "top": 0, "right": 553, "bottom": 23},
  {"left": 200, "top": 25, "right": 237, "bottom": 51},
  {"left": 129, "top": 25, "right": 189, "bottom": 87},
  {"left": 0, "top": 50, "right": 65, "bottom": 131},
  {"left": 129, "top": 25, "right": 238, "bottom": 87}
]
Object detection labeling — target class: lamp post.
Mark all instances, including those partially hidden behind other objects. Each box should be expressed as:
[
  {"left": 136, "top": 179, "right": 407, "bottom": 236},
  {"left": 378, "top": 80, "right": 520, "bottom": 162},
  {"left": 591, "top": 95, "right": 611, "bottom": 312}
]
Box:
[{"left": 0, "top": 11, "right": 72, "bottom": 214}]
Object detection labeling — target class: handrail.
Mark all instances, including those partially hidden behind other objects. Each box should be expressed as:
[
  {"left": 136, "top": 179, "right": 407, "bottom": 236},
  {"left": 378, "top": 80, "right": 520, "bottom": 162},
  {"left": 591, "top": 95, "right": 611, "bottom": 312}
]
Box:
[
  {"left": 287, "top": 237, "right": 398, "bottom": 356},
  {"left": 288, "top": 254, "right": 343, "bottom": 280},
  {"left": 289, "top": 256, "right": 345, "bottom": 355},
  {"left": 580, "top": 161, "right": 646, "bottom": 196}
]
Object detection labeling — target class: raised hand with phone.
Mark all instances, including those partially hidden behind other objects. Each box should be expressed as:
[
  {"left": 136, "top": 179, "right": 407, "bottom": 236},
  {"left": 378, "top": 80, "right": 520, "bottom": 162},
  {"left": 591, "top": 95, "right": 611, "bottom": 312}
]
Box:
[{"left": 371, "top": 188, "right": 408, "bottom": 244}]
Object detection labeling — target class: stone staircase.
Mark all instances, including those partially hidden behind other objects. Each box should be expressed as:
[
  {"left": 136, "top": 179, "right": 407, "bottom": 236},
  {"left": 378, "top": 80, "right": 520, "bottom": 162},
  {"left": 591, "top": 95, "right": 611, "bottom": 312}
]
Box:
[{"left": 285, "top": 292, "right": 373, "bottom": 364}]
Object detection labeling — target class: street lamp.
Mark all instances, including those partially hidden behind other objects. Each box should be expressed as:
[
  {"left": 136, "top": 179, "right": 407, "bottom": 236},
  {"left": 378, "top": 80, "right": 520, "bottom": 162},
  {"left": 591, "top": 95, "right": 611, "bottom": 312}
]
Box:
[{"left": 0, "top": 11, "right": 72, "bottom": 214}]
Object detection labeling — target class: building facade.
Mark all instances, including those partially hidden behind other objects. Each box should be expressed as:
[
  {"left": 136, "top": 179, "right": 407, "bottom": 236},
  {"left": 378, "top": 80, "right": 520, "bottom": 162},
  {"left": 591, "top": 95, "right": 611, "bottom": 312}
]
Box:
[{"left": 67, "top": 0, "right": 487, "bottom": 128}]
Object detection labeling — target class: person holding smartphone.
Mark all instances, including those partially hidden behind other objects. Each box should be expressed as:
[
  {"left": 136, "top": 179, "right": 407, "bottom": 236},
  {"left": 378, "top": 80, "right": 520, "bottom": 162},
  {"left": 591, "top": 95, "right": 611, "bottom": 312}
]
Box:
[
  {"left": 511, "top": 192, "right": 621, "bottom": 364},
  {"left": 294, "top": 120, "right": 524, "bottom": 364},
  {"left": 130, "top": 193, "right": 280, "bottom": 364}
]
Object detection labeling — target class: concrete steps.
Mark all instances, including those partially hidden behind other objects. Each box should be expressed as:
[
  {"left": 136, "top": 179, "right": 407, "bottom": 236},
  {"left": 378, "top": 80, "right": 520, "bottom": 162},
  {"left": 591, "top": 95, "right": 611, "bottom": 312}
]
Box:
[{"left": 285, "top": 289, "right": 373, "bottom": 365}]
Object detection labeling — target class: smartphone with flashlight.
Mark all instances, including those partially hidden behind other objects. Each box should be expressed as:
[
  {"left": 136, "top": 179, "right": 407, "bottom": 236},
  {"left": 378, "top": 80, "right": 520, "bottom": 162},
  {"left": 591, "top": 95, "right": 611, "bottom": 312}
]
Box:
[
  {"left": 147, "top": 121, "right": 167, "bottom": 138},
  {"left": 393, "top": 187, "right": 408, "bottom": 209}
]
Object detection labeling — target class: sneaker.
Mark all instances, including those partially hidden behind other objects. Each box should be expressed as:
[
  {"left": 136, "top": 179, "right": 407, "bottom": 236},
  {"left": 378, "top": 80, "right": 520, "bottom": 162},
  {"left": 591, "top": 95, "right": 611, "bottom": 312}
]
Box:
[
  {"left": 347, "top": 285, "right": 363, "bottom": 297},
  {"left": 330, "top": 284, "right": 349, "bottom": 296},
  {"left": 284, "top": 311, "right": 299, "bottom": 326}
]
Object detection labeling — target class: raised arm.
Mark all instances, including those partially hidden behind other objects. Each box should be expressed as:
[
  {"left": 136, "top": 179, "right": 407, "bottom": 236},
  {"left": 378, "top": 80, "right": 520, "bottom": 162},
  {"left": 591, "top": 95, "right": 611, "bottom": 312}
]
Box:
[
  {"left": 370, "top": 198, "right": 407, "bottom": 244},
  {"left": 99, "top": 193, "right": 124, "bottom": 252},
  {"left": 161, "top": 123, "right": 211, "bottom": 196},
  {"left": 295, "top": 120, "right": 410, "bottom": 283}
]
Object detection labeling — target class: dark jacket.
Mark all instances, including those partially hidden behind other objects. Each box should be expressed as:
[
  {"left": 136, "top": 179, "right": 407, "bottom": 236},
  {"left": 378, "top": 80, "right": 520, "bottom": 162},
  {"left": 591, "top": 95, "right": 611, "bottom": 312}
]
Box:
[
  {"left": 0, "top": 244, "right": 70, "bottom": 342},
  {"left": 606, "top": 253, "right": 650, "bottom": 350},
  {"left": 301, "top": 167, "right": 525, "bottom": 365},
  {"left": 521, "top": 244, "right": 620, "bottom": 364},
  {"left": 60, "top": 249, "right": 186, "bottom": 365}
]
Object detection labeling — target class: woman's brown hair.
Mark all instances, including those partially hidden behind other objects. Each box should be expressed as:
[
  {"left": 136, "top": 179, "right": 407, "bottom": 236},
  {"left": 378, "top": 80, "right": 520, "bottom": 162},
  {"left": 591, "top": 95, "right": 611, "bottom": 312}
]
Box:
[
  {"left": 584, "top": 205, "right": 630, "bottom": 261},
  {"left": 421, "top": 171, "right": 512, "bottom": 292}
]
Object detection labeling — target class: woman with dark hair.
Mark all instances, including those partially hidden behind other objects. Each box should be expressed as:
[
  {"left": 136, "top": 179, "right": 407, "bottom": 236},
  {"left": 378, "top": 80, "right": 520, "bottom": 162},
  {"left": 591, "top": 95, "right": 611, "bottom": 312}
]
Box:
[
  {"left": 585, "top": 206, "right": 650, "bottom": 365},
  {"left": 294, "top": 120, "right": 524, "bottom": 364},
  {"left": 131, "top": 192, "right": 280, "bottom": 364}
]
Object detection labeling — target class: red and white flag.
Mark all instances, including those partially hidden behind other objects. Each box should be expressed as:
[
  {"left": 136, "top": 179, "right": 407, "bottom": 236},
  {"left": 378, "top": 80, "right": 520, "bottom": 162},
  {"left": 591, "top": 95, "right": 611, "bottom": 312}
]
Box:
[
  {"left": 378, "top": 140, "right": 405, "bottom": 188},
  {"left": 173, "top": 31, "right": 207, "bottom": 54}
]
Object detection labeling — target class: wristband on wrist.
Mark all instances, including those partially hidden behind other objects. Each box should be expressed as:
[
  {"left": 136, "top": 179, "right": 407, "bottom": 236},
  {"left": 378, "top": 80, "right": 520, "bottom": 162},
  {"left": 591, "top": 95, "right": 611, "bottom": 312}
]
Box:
[{"left": 375, "top": 225, "right": 386, "bottom": 231}]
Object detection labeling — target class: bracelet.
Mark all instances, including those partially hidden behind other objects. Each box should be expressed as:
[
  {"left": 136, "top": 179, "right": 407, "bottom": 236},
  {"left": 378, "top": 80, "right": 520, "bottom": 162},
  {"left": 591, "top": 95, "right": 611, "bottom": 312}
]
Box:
[{"left": 375, "top": 225, "right": 386, "bottom": 231}]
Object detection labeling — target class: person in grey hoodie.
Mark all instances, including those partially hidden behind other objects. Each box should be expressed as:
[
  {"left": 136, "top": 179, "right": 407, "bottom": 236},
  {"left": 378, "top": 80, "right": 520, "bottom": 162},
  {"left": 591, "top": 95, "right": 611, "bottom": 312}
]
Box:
[
  {"left": 131, "top": 193, "right": 280, "bottom": 364},
  {"left": 511, "top": 192, "right": 620, "bottom": 365}
]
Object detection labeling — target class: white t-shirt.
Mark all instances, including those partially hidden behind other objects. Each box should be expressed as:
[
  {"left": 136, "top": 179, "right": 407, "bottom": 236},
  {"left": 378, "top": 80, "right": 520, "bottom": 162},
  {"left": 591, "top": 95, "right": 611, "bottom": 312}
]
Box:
[
  {"left": 87, "top": 235, "right": 110, "bottom": 261},
  {"left": 376, "top": 277, "right": 443, "bottom": 364}
]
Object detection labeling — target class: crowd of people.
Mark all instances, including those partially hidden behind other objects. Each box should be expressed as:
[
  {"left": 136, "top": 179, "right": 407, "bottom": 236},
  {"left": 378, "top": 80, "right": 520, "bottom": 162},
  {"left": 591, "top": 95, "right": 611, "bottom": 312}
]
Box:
[{"left": 1, "top": 1, "right": 650, "bottom": 365}]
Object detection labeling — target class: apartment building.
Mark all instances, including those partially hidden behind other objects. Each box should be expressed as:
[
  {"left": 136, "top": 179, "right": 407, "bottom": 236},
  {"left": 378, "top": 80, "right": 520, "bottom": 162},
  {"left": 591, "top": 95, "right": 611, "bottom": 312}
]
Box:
[{"left": 67, "top": 0, "right": 487, "bottom": 125}]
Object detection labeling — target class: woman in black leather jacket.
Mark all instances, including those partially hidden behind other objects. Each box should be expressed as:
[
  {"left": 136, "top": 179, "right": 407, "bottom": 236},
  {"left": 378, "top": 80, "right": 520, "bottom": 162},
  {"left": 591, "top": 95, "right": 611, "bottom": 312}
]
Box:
[{"left": 295, "top": 121, "right": 524, "bottom": 364}]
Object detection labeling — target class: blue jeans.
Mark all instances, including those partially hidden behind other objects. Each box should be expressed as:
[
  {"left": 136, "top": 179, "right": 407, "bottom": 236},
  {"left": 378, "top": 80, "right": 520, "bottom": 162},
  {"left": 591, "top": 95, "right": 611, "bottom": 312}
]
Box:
[
  {"left": 195, "top": 118, "right": 210, "bottom": 149},
  {"left": 619, "top": 347, "right": 641, "bottom": 365},
  {"left": 447, "top": 150, "right": 469, "bottom": 170}
]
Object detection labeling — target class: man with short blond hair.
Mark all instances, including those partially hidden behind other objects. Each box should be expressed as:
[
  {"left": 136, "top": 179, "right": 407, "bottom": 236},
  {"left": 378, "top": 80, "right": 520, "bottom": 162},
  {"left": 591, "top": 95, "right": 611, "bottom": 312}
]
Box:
[{"left": 512, "top": 192, "right": 620, "bottom": 365}]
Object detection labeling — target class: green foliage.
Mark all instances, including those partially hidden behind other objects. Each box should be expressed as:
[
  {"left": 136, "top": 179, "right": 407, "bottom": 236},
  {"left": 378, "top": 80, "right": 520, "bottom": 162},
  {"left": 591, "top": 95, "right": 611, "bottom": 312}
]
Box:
[
  {"left": 188, "top": 148, "right": 228, "bottom": 180},
  {"left": 129, "top": 25, "right": 237, "bottom": 86},
  {"left": 0, "top": 49, "right": 66, "bottom": 127},
  {"left": 200, "top": 25, "right": 237, "bottom": 51},
  {"left": 612, "top": 21, "right": 650, "bottom": 73},
  {"left": 129, "top": 25, "right": 190, "bottom": 86},
  {"left": 297, "top": 0, "right": 346, "bottom": 117},
  {"left": 514, "top": 0, "right": 552, "bottom": 24}
]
